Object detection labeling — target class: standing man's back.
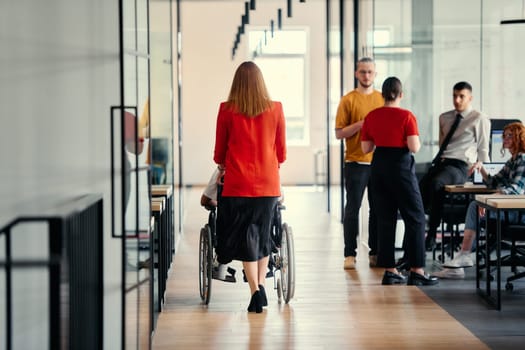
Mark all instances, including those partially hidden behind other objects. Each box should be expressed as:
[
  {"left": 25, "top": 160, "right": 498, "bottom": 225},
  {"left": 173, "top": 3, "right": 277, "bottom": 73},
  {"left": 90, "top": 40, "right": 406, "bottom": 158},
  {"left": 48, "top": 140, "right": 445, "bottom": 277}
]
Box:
[{"left": 335, "top": 57, "right": 384, "bottom": 269}]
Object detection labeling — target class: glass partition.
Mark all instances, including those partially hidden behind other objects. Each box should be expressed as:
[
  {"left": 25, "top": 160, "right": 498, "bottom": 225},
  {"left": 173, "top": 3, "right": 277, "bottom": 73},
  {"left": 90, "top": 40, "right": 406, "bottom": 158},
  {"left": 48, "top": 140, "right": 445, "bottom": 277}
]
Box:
[
  {"left": 150, "top": 0, "right": 175, "bottom": 187},
  {"left": 122, "top": 0, "right": 152, "bottom": 348},
  {"left": 148, "top": 0, "right": 176, "bottom": 330},
  {"left": 481, "top": 0, "right": 525, "bottom": 120},
  {"left": 370, "top": 0, "right": 525, "bottom": 166},
  {"left": 328, "top": 0, "right": 342, "bottom": 216},
  {"left": 371, "top": 0, "right": 435, "bottom": 164}
]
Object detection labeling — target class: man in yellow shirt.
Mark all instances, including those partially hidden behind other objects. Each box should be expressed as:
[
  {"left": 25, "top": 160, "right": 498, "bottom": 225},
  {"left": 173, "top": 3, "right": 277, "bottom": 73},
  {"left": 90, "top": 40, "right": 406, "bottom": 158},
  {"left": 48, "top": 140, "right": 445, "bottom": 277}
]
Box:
[{"left": 335, "top": 57, "right": 384, "bottom": 269}]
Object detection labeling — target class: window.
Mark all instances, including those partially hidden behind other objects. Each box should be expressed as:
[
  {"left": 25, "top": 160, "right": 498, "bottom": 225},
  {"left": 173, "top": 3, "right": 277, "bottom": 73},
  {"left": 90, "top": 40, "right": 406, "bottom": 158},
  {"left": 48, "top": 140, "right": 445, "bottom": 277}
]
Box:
[{"left": 249, "top": 29, "right": 308, "bottom": 145}]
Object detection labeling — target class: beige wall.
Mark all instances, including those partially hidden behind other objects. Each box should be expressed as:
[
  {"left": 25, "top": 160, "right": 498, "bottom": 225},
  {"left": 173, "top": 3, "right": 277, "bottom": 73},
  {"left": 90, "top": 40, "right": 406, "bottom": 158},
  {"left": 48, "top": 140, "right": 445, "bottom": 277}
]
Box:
[{"left": 179, "top": 0, "right": 329, "bottom": 186}]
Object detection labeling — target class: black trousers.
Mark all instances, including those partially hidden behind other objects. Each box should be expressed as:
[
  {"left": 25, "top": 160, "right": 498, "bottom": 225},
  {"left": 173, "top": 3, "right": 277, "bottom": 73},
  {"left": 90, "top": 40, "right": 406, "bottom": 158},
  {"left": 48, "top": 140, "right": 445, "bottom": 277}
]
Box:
[
  {"left": 370, "top": 147, "right": 426, "bottom": 268},
  {"left": 343, "top": 162, "right": 378, "bottom": 257},
  {"left": 425, "top": 159, "right": 468, "bottom": 237}
]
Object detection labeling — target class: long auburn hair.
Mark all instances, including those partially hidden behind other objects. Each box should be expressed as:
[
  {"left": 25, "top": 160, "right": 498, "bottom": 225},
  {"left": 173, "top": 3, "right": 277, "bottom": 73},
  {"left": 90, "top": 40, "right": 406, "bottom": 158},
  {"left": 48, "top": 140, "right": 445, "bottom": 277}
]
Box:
[
  {"left": 503, "top": 122, "right": 525, "bottom": 156},
  {"left": 225, "top": 61, "right": 273, "bottom": 117}
]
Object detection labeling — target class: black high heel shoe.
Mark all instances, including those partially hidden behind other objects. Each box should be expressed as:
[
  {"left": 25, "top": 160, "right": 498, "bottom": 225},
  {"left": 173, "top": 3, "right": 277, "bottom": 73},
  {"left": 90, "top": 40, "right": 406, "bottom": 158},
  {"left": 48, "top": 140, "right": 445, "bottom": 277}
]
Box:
[
  {"left": 258, "top": 285, "right": 268, "bottom": 307},
  {"left": 247, "top": 291, "right": 263, "bottom": 313}
]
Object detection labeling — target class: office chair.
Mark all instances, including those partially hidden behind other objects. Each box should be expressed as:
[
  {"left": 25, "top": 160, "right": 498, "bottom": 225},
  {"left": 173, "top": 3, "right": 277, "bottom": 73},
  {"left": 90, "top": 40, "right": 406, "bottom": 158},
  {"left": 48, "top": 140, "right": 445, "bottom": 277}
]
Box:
[
  {"left": 477, "top": 214, "right": 525, "bottom": 290},
  {"left": 501, "top": 219, "right": 525, "bottom": 291},
  {"left": 437, "top": 193, "right": 469, "bottom": 262}
]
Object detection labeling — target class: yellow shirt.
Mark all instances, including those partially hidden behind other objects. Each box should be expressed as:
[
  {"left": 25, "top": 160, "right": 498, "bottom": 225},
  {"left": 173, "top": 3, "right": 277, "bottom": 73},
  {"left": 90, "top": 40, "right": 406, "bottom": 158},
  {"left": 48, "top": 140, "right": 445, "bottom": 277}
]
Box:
[
  {"left": 335, "top": 90, "right": 384, "bottom": 163},
  {"left": 138, "top": 97, "right": 150, "bottom": 164}
]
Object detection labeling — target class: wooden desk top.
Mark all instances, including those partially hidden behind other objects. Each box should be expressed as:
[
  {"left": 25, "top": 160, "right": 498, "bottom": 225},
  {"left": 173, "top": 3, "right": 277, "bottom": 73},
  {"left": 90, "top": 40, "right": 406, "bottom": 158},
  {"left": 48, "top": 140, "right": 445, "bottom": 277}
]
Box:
[
  {"left": 151, "top": 200, "right": 164, "bottom": 212},
  {"left": 152, "top": 184, "right": 173, "bottom": 196},
  {"left": 486, "top": 197, "right": 525, "bottom": 209},
  {"left": 475, "top": 194, "right": 525, "bottom": 204},
  {"left": 151, "top": 196, "right": 165, "bottom": 203},
  {"left": 444, "top": 184, "right": 497, "bottom": 193}
]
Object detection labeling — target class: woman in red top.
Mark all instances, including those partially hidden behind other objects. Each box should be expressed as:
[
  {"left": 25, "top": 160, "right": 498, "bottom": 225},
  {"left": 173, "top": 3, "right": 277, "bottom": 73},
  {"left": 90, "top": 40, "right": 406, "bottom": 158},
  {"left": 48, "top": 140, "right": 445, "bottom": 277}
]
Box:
[
  {"left": 214, "top": 61, "right": 286, "bottom": 313},
  {"left": 361, "top": 77, "right": 438, "bottom": 286}
]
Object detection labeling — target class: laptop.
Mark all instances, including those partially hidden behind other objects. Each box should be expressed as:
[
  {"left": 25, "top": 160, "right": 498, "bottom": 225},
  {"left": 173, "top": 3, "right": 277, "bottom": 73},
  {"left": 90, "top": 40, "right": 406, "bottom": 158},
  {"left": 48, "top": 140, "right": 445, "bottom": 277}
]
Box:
[{"left": 473, "top": 162, "right": 505, "bottom": 184}]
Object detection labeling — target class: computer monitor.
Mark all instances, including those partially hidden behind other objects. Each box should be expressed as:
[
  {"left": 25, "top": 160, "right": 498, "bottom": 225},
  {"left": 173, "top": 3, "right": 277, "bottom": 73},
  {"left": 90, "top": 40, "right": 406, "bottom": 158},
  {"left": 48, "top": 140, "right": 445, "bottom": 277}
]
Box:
[
  {"left": 490, "top": 130, "right": 507, "bottom": 163},
  {"left": 489, "top": 118, "right": 522, "bottom": 162}
]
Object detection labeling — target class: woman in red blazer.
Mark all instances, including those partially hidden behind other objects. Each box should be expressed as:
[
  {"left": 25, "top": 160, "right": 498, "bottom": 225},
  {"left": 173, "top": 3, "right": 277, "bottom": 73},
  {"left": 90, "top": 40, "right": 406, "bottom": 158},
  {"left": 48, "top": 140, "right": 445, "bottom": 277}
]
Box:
[{"left": 214, "top": 61, "right": 286, "bottom": 313}]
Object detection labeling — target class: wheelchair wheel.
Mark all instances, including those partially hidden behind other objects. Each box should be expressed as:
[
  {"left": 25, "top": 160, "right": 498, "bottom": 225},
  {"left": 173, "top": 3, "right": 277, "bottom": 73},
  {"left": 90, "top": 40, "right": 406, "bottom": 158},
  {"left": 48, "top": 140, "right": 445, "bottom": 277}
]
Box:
[
  {"left": 277, "top": 223, "right": 295, "bottom": 303},
  {"left": 276, "top": 279, "right": 282, "bottom": 302},
  {"left": 199, "top": 225, "right": 213, "bottom": 304}
]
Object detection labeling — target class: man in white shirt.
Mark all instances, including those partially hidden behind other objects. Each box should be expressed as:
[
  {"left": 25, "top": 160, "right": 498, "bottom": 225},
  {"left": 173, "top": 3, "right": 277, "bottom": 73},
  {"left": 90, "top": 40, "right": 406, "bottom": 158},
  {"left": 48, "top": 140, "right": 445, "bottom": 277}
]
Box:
[{"left": 420, "top": 81, "right": 491, "bottom": 251}]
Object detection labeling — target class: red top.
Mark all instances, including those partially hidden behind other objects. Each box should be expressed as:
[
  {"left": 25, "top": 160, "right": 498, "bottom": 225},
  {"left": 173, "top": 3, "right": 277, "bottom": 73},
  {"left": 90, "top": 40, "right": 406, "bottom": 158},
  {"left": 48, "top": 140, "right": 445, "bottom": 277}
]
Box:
[
  {"left": 214, "top": 101, "right": 286, "bottom": 197},
  {"left": 361, "top": 106, "right": 419, "bottom": 148}
]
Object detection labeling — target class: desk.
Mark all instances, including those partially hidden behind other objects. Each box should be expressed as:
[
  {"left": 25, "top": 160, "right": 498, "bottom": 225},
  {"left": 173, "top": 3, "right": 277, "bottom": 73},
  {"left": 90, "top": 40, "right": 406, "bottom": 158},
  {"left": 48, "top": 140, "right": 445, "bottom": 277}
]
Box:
[
  {"left": 474, "top": 194, "right": 525, "bottom": 309},
  {"left": 152, "top": 184, "right": 174, "bottom": 255},
  {"left": 151, "top": 198, "right": 167, "bottom": 312},
  {"left": 439, "top": 185, "right": 497, "bottom": 262},
  {"left": 444, "top": 184, "right": 497, "bottom": 194}
]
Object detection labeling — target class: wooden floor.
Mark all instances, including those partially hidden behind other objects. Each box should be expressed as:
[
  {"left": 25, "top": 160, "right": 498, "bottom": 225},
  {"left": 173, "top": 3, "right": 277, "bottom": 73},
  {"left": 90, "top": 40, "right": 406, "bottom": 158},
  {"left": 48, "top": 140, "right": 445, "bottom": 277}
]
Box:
[{"left": 152, "top": 187, "right": 491, "bottom": 350}]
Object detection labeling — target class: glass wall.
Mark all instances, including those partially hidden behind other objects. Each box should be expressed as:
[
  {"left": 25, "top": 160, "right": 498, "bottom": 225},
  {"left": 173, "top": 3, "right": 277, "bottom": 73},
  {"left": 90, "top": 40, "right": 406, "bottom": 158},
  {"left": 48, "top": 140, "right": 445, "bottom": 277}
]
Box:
[
  {"left": 150, "top": 0, "right": 174, "bottom": 186},
  {"left": 249, "top": 29, "right": 309, "bottom": 145},
  {"left": 328, "top": 0, "right": 344, "bottom": 217},
  {"left": 481, "top": 0, "right": 525, "bottom": 119},
  {"left": 370, "top": 0, "right": 524, "bottom": 165},
  {"left": 122, "top": 0, "right": 152, "bottom": 348}
]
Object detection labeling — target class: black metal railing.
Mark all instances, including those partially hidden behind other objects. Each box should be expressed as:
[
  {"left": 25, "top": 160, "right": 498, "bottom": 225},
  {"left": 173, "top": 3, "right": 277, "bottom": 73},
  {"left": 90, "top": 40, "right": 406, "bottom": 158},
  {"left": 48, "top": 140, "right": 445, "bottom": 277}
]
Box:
[{"left": 0, "top": 194, "right": 103, "bottom": 350}]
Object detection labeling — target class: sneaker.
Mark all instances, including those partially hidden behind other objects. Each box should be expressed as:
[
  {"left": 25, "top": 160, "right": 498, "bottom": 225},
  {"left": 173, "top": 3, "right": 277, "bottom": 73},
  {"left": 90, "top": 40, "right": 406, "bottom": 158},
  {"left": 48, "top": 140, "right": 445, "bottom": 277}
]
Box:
[
  {"left": 344, "top": 256, "right": 356, "bottom": 270},
  {"left": 369, "top": 255, "right": 378, "bottom": 267},
  {"left": 442, "top": 251, "right": 474, "bottom": 268},
  {"left": 432, "top": 268, "right": 465, "bottom": 279}
]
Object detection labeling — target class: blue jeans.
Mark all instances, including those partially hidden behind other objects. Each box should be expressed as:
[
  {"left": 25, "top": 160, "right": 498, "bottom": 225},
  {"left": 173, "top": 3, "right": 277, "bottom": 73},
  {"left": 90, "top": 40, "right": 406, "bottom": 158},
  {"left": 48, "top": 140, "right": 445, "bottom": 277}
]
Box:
[
  {"left": 465, "top": 200, "right": 525, "bottom": 231},
  {"left": 343, "top": 162, "right": 377, "bottom": 257}
]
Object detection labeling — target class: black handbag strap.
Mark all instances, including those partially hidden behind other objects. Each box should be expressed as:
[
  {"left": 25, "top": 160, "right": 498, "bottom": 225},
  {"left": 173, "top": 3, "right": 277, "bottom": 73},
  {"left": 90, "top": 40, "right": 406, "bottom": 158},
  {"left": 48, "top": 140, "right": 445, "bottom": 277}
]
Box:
[{"left": 432, "top": 113, "right": 462, "bottom": 165}]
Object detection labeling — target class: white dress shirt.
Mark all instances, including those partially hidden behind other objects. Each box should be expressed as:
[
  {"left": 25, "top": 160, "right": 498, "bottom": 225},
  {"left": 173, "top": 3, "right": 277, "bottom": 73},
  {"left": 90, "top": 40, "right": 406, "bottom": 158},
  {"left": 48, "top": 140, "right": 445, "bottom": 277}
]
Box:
[{"left": 439, "top": 107, "right": 491, "bottom": 165}]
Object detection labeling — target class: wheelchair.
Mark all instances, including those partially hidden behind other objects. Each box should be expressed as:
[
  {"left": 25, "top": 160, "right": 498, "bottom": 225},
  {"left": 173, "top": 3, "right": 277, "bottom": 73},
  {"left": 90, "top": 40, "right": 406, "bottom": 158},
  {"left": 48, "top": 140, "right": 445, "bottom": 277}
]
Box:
[{"left": 199, "top": 202, "right": 295, "bottom": 305}]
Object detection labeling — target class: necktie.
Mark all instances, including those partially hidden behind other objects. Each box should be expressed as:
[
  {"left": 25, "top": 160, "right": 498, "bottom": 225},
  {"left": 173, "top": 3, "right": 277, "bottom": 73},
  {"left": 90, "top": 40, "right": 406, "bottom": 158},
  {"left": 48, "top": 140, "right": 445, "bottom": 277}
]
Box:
[{"left": 442, "top": 114, "right": 462, "bottom": 149}]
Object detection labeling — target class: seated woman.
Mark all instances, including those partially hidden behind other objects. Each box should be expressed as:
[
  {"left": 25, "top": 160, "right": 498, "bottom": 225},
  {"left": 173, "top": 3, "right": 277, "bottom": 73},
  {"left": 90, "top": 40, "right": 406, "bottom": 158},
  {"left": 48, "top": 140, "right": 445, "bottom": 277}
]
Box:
[
  {"left": 200, "top": 168, "right": 285, "bottom": 282},
  {"left": 201, "top": 168, "right": 220, "bottom": 208},
  {"left": 200, "top": 168, "right": 236, "bottom": 282},
  {"left": 435, "top": 122, "right": 525, "bottom": 278}
]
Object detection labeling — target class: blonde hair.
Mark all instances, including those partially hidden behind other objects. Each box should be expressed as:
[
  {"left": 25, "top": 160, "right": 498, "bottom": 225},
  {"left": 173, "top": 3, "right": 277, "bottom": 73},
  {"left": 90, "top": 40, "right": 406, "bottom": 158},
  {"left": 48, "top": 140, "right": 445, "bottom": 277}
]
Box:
[{"left": 225, "top": 61, "right": 273, "bottom": 117}]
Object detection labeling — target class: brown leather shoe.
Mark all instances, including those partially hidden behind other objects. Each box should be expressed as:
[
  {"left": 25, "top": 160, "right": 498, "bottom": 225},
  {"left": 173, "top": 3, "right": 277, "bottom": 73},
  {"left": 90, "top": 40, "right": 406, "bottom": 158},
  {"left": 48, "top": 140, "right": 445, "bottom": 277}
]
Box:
[{"left": 344, "top": 256, "right": 356, "bottom": 270}]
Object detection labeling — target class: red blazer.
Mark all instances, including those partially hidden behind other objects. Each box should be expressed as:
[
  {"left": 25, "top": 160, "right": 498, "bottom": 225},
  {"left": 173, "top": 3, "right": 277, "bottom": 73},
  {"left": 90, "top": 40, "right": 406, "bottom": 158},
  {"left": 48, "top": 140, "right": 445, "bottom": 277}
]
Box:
[{"left": 214, "top": 101, "right": 286, "bottom": 197}]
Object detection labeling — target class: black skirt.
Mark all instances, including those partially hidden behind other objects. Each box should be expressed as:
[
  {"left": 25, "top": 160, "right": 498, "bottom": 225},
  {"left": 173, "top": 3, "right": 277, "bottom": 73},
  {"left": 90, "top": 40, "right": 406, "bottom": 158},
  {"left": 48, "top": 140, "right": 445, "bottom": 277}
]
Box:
[{"left": 216, "top": 196, "right": 278, "bottom": 264}]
